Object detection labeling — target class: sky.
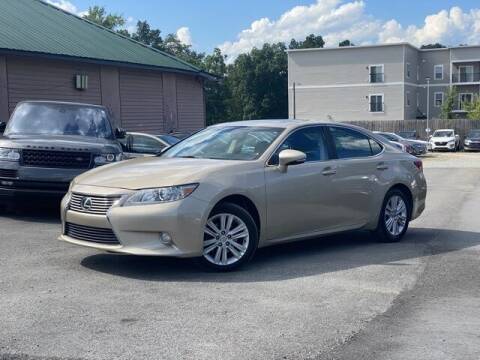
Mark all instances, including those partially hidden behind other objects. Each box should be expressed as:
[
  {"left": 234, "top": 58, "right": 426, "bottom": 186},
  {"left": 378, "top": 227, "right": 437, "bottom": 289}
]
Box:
[{"left": 46, "top": 0, "right": 480, "bottom": 61}]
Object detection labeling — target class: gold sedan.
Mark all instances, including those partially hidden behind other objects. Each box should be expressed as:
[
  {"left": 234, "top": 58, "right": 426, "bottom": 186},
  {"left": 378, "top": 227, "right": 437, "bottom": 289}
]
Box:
[{"left": 59, "top": 120, "right": 427, "bottom": 271}]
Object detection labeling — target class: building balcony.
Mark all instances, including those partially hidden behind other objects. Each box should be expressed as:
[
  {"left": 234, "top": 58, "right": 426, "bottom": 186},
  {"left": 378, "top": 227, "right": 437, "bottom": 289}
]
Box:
[{"left": 452, "top": 72, "right": 480, "bottom": 83}]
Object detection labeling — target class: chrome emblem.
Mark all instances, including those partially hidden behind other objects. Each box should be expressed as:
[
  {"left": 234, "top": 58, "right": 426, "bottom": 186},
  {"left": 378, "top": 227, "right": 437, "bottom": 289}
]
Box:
[{"left": 81, "top": 197, "right": 93, "bottom": 210}]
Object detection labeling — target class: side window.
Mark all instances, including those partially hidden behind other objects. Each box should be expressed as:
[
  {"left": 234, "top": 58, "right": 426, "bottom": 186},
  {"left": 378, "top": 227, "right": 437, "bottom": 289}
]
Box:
[
  {"left": 369, "top": 139, "right": 383, "bottom": 156},
  {"left": 131, "top": 135, "right": 165, "bottom": 154},
  {"left": 329, "top": 127, "right": 376, "bottom": 159},
  {"left": 269, "top": 126, "right": 329, "bottom": 165}
]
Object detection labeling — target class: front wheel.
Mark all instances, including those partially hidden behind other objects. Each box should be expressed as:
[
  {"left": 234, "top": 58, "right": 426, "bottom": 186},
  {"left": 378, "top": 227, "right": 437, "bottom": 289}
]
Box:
[
  {"left": 199, "top": 202, "right": 259, "bottom": 271},
  {"left": 375, "top": 189, "right": 410, "bottom": 243}
]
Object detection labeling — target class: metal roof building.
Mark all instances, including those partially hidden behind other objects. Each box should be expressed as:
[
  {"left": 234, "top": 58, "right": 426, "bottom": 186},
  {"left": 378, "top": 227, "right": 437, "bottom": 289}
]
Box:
[{"left": 0, "top": 0, "right": 208, "bottom": 133}]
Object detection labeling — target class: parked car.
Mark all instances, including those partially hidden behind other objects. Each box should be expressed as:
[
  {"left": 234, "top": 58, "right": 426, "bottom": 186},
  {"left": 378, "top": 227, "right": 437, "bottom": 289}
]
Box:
[
  {"left": 59, "top": 120, "right": 427, "bottom": 271},
  {"left": 428, "top": 129, "right": 461, "bottom": 152},
  {"left": 120, "top": 132, "right": 180, "bottom": 158},
  {"left": 0, "top": 101, "right": 125, "bottom": 203},
  {"left": 397, "top": 130, "right": 417, "bottom": 140},
  {"left": 374, "top": 131, "right": 428, "bottom": 156},
  {"left": 463, "top": 129, "right": 480, "bottom": 151}
]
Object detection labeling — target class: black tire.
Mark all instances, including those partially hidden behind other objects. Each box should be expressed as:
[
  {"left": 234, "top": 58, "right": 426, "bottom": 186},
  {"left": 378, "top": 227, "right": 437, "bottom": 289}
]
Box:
[
  {"left": 374, "top": 189, "right": 411, "bottom": 243},
  {"left": 197, "top": 202, "right": 259, "bottom": 271}
]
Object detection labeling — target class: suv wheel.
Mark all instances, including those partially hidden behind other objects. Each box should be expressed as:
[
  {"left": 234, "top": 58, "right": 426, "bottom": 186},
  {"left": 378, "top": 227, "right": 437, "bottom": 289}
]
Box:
[
  {"left": 199, "top": 202, "right": 258, "bottom": 271},
  {"left": 375, "top": 189, "right": 410, "bottom": 243}
]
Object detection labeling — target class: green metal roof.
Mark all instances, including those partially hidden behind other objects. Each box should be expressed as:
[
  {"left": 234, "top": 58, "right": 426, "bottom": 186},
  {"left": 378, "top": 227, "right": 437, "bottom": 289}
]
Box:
[{"left": 0, "top": 0, "right": 203, "bottom": 75}]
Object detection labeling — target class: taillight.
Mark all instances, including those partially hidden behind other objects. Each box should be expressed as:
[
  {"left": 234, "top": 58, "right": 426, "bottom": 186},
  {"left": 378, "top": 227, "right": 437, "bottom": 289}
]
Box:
[{"left": 414, "top": 159, "right": 423, "bottom": 172}]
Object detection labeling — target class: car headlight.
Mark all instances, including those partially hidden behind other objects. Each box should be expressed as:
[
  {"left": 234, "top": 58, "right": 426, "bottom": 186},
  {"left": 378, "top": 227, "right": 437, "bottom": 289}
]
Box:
[
  {"left": 448, "top": 140, "right": 455, "bottom": 145},
  {"left": 120, "top": 183, "right": 199, "bottom": 207},
  {"left": 465, "top": 140, "right": 471, "bottom": 145},
  {"left": 94, "top": 153, "right": 122, "bottom": 165},
  {"left": 0, "top": 148, "right": 21, "bottom": 161}
]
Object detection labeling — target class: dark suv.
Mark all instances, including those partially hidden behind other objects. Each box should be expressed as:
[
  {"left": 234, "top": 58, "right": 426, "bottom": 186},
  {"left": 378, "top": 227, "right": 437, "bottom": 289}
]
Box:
[{"left": 0, "top": 101, "right": 125, "bottom": 202}]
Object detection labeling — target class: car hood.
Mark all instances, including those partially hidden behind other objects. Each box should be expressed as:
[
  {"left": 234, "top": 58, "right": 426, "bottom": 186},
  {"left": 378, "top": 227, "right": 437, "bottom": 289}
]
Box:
[
  {"left": 430, "top": 136, "right": 455, "bottom": 142},
  {"left": 74, "top": 157, "right": 246, "bottom": 190},
  {"left": 408, "top": 139, "right": 428, "bottom": 146},
  {"left": 466, "top": 137, "right": 480, "bottom": 141},
  {"left": 0, "top": 134, "right": 120, "bottom": 153}
]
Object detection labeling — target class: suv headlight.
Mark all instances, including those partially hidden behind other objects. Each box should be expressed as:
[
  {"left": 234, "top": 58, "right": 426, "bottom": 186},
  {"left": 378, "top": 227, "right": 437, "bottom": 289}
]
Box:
[
  {"left": 120, "top": 184, "right": 198, "bottom": 207},
  {"left": 0, "top": 148, "right": 20, "bottom": 161},
  {"left": 448, "top": 140, "right": 455, "bottom": 145},
  {"left": 94, "top": 153, "right": 122, "bottom": 165},
  {"left": 465, "top": 139, "right": 471, "bottom": 145}
]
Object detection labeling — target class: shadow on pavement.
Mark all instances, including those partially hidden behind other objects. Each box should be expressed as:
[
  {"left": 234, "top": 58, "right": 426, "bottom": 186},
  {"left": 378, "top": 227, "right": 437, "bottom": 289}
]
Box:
[
  {"left": 0, "top": 200, "right": 61, "bottom": 224},
  {"left": 80, "top": 227, "right": 480, "bottom": 283}
]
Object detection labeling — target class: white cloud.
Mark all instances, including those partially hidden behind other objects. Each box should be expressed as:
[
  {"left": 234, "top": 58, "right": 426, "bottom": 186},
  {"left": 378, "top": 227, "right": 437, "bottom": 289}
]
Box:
[
  {"left": 219, "top": 0, "right": 480, "bottom": 61},
  {"left": 176, "top": 27, "right": 193, "bottom": 46},
  {"left": 45, "top": 0, "right": 79, "bottom": 14}
]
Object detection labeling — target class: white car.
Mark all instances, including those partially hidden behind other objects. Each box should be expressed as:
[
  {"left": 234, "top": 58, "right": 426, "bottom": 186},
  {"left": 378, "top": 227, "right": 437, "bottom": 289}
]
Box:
[{"left": 429, "top": 129, "right": 460, "bottom": 152}]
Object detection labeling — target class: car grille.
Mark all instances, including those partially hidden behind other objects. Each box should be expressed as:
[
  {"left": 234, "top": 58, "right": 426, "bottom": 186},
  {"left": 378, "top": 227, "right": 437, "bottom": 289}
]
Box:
[
  {"left": 435, "top": 142, "right": 448, "bottom": 146},
  {"left": 22, "top": 149, "right": 92, "bottom": 169},
  {"left": 65, "top": 222, "right": 120, "bottom": 245},
  {"left": 467, "top": 142, "right": 480, "bottom": 148},
  {"left": 69, "top": 193, "right": 121, "bottom": 215},
  {"left": 0, "top": 169, "right": 17, "bottom": 178}
]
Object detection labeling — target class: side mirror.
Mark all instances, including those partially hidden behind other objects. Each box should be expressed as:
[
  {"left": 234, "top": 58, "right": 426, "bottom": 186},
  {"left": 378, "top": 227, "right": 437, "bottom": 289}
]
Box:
[
  {"left": 278, "top": 149, "right": 306, "bottom": 172},
  {"left": 115, "top": 128, "right": 126, "bottom": 139},
  {"left": 0, "top": 122, "right": 6, "bottom": 133}
]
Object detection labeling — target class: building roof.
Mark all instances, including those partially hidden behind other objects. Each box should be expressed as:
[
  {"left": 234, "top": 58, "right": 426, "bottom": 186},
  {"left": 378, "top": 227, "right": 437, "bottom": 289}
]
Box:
[
  {"left": 0, "top": 0, "right": 207, "bottom": 77},
  {"left": 287, "top": 42, "right": 480, "bottom": 54}
]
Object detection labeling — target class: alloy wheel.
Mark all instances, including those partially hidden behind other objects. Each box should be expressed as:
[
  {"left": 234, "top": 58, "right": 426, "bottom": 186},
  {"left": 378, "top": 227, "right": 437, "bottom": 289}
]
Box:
[
  {"left": 203, "top": 213, "right": 250, "bottom": 266},
  {"left": 384, "top": 195, "right": 408, "bottom": 236}
]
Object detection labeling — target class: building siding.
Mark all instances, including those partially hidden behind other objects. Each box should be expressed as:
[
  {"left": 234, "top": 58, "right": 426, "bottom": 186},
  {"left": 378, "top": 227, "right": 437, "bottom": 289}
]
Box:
[
  {"left": 6, "top": 56, "right": 102, "bottom": 113},
  {"left": 1, "top": 54, "right": 205, "bottom": 133}
]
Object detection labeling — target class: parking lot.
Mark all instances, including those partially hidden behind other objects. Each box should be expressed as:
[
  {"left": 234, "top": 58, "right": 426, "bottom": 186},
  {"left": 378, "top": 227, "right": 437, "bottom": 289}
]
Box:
[{"left": 1, "top": 153, "right": 479, "bottom": 360}]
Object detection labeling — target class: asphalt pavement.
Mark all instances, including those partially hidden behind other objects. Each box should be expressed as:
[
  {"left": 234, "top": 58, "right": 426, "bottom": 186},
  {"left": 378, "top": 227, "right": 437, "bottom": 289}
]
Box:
[{"left": 1, "top": 153, "right": 479, "bottom": 360}]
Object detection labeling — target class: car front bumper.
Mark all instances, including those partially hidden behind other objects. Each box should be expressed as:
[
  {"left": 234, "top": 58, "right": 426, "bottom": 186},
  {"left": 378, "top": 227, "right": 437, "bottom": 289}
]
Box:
[
  {"left": 429, "top": 143, "right": 455, "bottom": 151},
  {"left": 464, "top": 143, "right": 480, "bottom": 151},
  {"left": 58, "top": 185, "right": 210, "bottom": 258}
]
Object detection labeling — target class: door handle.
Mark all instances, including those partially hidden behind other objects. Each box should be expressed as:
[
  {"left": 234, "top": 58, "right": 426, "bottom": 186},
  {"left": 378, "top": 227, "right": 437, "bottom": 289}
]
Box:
[
  {"left": 376, "top": 162, "right": 389, "bottom": 171},
  {"left": 322, "top": 167, "right": 337, "bottom": 176}
]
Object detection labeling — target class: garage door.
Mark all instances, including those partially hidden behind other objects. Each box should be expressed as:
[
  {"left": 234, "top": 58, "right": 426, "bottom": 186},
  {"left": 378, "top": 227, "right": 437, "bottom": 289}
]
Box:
[{"left": 119, "top": 69, "right": 164, "bottom": 133}]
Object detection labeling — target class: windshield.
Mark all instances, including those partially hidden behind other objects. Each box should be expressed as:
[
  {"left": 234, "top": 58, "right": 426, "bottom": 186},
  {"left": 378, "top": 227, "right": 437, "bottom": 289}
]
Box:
[
  {"left": 398, "top": 131, "right": 415, "bottom": 139},
  {"left": 433, "top": 130, "right": 454, "bottom": 137},
  {"left": 378, "top": 133, "right": 400, "bottom": 142},
  {"left": 156, "top": 134, "right": 180, "bottom": 145},
  {"left": 162, "top": 126, "right": 284, "bottom": 160},
  {"left": 468, "top": 130, "right": 480, "bottom": 138},
  {"left": 5, "top": 102, "right": 113, "bottom": 138}
]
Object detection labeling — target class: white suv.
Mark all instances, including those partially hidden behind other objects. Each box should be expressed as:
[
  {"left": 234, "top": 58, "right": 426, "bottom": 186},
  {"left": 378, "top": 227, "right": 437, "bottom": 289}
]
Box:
[{"left": 429, "top": 129, "right": 460, "bottom": 152}]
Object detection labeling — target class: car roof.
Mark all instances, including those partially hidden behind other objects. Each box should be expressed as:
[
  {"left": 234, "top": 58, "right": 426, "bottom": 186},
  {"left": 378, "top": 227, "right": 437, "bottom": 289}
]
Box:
[
  {"left": 210, "top": 119, "right": 341, "bottom": 130},
  {"left": 434, "top": 129, "right": 454, "bottom": 131},
  {"left": 17, "top": 100, "right": 107, "bottom": 109}
]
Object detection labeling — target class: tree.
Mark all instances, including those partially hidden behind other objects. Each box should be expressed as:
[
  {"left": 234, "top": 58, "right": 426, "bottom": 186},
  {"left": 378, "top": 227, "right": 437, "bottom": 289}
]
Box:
[
  {"left": 289, "top": 34, "right": 325, "bottom": 49},
  {"left": 131, "top": 20, "right": 163, "bottom": 49},
  {"left": 421, "top": 43, "right": 446, "bottom": 49},
  {"left": 226, "top": 43, "right": 288, "bottom": 120},
  {"left": 339, "top": 39, "right": 354, "bottom": 47},
  {"left": 440, "top": 87, "right": 458, "bottom": 119},
  {"left": 83, "top": 6, "right": 125, "bottom": 30},
  {"left": 466, "top": 96, "right": 480, "bottom": 120}
]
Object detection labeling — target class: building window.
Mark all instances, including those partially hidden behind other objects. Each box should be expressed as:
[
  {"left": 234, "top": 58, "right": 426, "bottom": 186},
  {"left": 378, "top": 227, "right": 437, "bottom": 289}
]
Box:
[
  {"left": 406, "top": 63, "right": 411, "bottom": 78},
  {"left": 459, "top": 93, "right": 473, "bottom": 110},
  {"left": 369, "top": 64, "right": 384, "bottom": 83},
  {"left": 369, "top": 94, "right": 384, "bottom": 112},
  {"left": 434, "top": 65, "right": 443, "bottom": 80},
  {"left": 406, "top": 91, "right": 411, "bottom": 107},
  {"left": 434, "top": 92, "right": 444, "bottom": 107},
  {"left": 458, "top": 65, "right": 474, "bottom": 82}
]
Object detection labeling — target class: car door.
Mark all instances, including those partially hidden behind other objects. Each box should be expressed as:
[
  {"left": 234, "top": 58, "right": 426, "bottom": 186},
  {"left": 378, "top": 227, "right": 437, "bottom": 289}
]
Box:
[
  {"left": 123, "top": 134, "right": 167, "bottom": 159},
  {"left": 325, "top": 126, "right": 384, "bottom": 227},
  {"left": 265, "top": 126, "right": 341, "bottom": 241}
]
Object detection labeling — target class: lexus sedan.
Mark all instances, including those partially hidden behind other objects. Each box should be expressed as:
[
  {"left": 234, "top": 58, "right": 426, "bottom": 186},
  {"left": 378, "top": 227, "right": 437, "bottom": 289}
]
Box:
[{"left": 59, "top": 120, "right": 427, "bottom": 271}]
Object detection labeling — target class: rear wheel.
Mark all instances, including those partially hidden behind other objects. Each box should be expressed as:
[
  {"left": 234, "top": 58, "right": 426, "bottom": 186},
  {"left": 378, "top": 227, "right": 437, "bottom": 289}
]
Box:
[
  {"left": 375, "top": 189, "right": 410, "bottom": 243},
  {"left": 199, "top": 202, "right": 258, "bottom": 271}
]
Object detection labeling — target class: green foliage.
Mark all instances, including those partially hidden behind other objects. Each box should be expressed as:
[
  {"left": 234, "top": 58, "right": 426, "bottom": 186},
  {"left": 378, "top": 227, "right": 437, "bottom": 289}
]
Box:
[
  {"left": 289, "top": 34, "right": 325, "bottom": 49},
  {"left": 440, "top": 87, "right": 458, "bottom": 119},
  {"left": 83, "top": 6, "right": 125, "bottom": 30},
  {"left": 131, "top": 20, "right": 163, "bottom": 49},
  {"left": 339, "top": 39, "right": 354, "bottom": 47},
  {"left": 421, "top": 43, "right": 447, "bottom": 49},
  {"left": 466, "top": 96, "right": 480, "bottom": 120}
]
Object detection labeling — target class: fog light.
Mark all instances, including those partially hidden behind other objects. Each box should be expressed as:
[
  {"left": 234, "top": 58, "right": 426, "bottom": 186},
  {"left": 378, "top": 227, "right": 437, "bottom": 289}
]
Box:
[{"left": 159, "top": 232, "right": 172, "bottom": 245}]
